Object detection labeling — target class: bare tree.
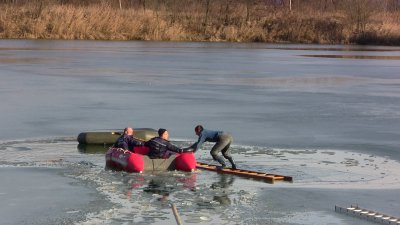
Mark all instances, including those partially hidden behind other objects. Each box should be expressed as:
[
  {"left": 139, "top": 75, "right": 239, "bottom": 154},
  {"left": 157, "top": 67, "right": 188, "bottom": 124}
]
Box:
[
  {"left": 246, "top": 0, "right": 251, "bottom": 21},
  {"left": 224, "top": 0, "right": 230, "bottom": 24},
  {"left": 342, "top": 0, "right": 376, "bottom": 33},
  {"left": 204, "top": 0, "right": 210, "bottom": 27}
]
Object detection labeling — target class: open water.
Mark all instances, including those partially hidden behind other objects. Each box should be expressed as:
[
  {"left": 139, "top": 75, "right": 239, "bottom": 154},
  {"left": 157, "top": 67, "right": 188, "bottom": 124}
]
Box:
[{"left": 1, "top": 40, "right": 400, "bottom": 225}]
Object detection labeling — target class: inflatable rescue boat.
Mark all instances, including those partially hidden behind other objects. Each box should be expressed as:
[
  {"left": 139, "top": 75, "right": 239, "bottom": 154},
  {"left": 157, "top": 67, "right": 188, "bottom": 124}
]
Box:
[{"left": 105, "top": 146, "right": 196, "bottom": 173}]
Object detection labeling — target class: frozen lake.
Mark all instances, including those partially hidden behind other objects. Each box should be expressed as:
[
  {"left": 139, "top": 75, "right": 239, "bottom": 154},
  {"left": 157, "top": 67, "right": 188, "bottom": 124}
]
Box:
[{"left": 1, "top": 40, "right": 400, "bottom": 224}]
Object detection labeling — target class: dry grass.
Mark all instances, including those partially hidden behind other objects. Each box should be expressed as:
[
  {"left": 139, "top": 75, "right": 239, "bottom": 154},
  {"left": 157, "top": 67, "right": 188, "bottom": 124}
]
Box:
[{"left": 0, "top": 1, "right": 399, "bottom": 45}]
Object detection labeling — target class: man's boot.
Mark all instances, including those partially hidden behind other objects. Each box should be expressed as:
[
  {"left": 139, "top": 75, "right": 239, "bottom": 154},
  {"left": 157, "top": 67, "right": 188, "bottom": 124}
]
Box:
[
  {"left": 214, "top": 155, "right": 226, "bottom": 169},
  {"left": 227, "top": 157, "right": 237, "bottom": 170}
]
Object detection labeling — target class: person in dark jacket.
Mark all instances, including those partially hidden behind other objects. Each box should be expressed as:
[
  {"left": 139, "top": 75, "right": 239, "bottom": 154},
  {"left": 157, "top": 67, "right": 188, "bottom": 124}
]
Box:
[
  {"left": 187, "top": 125, "right": 236, "bottom": 169},
  {"left": 113, "top": 127, "right": 144, "bottom": 152},
  {"left": 146, "top": 128, "right": 189, "bottom": 159}
]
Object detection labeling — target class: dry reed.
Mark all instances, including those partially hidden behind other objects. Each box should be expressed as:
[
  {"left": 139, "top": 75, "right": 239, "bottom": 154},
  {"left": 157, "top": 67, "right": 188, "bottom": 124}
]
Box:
[{"left": 0, "top": 0, "right": 399, "bottom": 45}]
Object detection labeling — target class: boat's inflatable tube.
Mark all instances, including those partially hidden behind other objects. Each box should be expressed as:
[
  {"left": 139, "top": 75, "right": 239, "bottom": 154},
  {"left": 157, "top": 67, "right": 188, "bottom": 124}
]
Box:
[
  {"left": 78, "top": 128, "right": 157, "bottom": 144},
  {"left": 175, "top": 153, "right": 197, "bottom": 171},
  {"left": 105, "top": 147, "right": 196, "bottom": 173}
]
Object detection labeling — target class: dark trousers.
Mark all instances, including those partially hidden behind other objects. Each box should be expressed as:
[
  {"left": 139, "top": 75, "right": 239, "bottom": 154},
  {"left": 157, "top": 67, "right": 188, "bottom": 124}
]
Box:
[{"left": 210, "top": 133, "right": 233, "bottom": 160}]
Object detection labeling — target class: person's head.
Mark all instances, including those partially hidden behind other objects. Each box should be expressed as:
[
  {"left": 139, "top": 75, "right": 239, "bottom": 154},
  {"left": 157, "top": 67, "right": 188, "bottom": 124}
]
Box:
[
  {"left": 124, "top": 127, "right": 134, "bottom": 136},
  {"left": 158, "top": 128, "right": 169, "bottom": 140},
  {"left": 194, "top": 125, "right": 203, "bottom": 136}
]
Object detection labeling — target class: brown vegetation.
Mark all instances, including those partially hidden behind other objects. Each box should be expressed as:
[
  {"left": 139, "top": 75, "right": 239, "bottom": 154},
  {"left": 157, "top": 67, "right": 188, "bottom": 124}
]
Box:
[{"left": 0, "top": 0, "right": 399, "bottom": 45}]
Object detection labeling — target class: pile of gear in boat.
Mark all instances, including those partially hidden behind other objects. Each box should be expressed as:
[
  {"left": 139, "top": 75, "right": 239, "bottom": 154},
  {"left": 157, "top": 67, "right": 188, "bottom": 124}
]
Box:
[{"left": 105, "top": 126, "right": 237, "bottom": 173}]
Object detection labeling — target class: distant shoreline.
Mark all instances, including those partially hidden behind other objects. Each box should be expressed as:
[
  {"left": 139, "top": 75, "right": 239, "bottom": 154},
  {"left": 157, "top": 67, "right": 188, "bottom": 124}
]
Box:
[{"left": 1, "top": 1, "right": 400, "bottom": 46}]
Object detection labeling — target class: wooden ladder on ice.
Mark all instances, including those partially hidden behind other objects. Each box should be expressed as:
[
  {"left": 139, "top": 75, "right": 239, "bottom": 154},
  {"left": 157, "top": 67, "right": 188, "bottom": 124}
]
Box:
[{"left": 196, "top": 162, "right": 293, "bottom": 184}]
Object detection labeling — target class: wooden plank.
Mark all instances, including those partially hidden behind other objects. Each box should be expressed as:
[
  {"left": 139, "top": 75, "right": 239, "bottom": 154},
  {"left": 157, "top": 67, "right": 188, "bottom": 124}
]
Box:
[
  {"left": 335, "top": 205, "right": 400, "bottom": 225},
  {"left": 196, "top": 162, "right": 293, "bottom": 184}
]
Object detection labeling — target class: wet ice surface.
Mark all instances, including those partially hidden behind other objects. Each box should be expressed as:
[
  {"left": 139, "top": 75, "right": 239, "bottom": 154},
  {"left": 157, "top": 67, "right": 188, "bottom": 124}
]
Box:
[
  {"left": 1, "top": 138, "right": 399, "bottom": 225},
  {"left": 0, "top": 167, "right": 108, "bottom": 225},
  {"left": 238, "top": 146, "right": 400, "bottom": 189}
]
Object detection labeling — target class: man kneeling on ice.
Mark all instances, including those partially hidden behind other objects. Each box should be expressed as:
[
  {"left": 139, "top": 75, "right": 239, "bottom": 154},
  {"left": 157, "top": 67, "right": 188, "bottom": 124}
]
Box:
[{"left": 146, "top": 128, "right": 192, "bottom": 159}]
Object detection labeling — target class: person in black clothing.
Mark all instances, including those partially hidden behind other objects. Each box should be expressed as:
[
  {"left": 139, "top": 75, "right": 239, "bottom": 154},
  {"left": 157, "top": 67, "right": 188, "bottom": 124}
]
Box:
[
  {"left": 146, "top": 128, "right": 190, "bottom": 159},
  {"left": 113, "top": 127, "right": 144, "bottom": 152}
]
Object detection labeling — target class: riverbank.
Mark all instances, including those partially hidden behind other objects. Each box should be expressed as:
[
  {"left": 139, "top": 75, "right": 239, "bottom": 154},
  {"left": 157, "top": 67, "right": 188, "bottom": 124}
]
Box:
[{"left": 1, "top": 1, "right": 399, "bottom": 45}]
